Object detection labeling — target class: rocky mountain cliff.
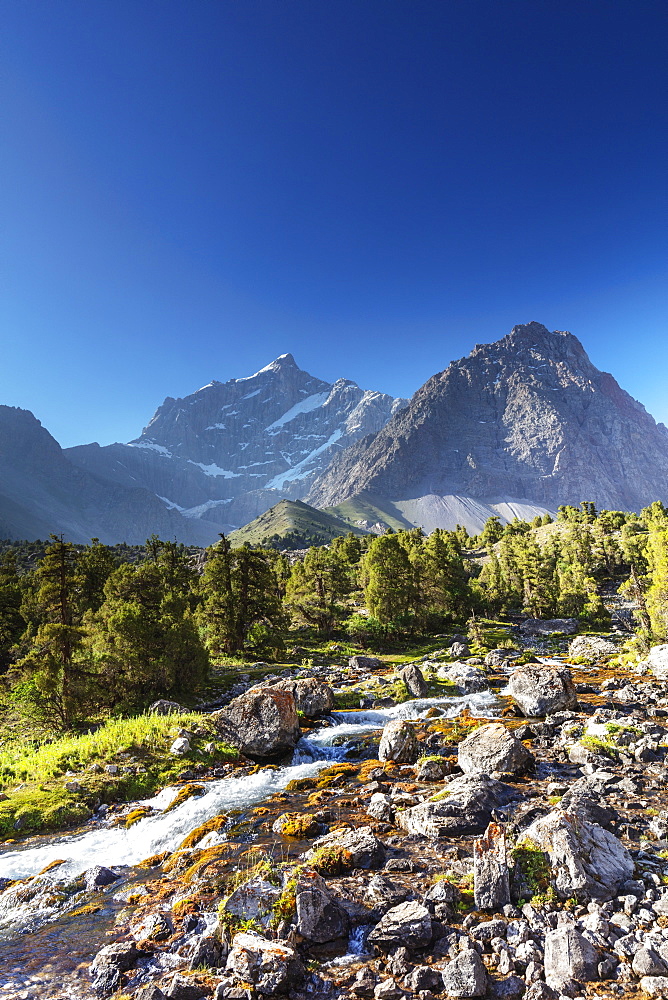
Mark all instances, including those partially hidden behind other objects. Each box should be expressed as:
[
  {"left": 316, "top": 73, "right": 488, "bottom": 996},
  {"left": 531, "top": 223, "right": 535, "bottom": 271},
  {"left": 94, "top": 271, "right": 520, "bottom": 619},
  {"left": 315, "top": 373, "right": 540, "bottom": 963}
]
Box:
[
  {"left": 308, "top": 322, "right": 668, "bottom": 520},
  {"left": 0, "top": 406, "right": 215, "bottom": 546},
  {"left": 65, "top": 354, "right": 406, "bottom": 538}
]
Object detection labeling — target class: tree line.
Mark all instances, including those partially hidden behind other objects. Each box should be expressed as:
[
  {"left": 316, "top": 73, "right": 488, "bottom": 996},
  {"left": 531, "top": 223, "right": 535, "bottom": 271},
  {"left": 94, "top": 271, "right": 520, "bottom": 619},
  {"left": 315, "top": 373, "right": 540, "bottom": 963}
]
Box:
[{"left": 2, "top": 499, "right": 668, "bottom": 731}]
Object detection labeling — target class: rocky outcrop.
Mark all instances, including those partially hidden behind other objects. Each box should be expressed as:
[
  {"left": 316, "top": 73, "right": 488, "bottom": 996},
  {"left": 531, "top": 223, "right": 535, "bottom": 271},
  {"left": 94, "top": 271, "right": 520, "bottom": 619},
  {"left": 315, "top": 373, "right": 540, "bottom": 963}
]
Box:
[
  {"left": 507, "top": 664, "right": 578, "bottom": 717},
  {"left": 437, "top": 662, "right": 489, "bottom": 694},
  {"left": 210, "top": 686, "right": 300, "bottom": 761},
  {"left": 308, "top": 322, "right": 668, "bottom": 519}
]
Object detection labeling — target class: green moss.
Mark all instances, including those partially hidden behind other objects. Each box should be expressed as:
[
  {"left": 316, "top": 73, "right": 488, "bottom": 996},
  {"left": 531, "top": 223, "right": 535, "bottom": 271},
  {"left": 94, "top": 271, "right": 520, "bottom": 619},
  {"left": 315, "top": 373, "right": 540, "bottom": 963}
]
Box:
[
  {"left": 273, "top": 812, "right": 320, "bottom": 838},
  {"left": 511, "top": 838, "right": 551, "bottom": 897},
  {"left": 579, "top": 735, "right": 618, "bottom": 758},
  {"left": 308, "top": 843, "right": 353, "bottom": 875}
]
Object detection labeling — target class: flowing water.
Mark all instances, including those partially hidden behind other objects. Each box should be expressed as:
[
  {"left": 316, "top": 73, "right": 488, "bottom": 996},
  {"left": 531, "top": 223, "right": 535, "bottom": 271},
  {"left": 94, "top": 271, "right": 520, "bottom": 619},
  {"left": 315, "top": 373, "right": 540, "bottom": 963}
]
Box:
[{"left": 0, "top": 689, "right": 500, "bottom": 996}]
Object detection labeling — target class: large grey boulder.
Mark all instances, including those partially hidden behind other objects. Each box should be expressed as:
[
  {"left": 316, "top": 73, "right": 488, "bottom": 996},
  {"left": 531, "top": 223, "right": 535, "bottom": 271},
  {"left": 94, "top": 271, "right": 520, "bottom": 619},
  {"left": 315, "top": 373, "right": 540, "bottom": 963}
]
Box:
[
  {"left": 226, "top": 932, "right": 305, "bottom": 994},
  {"left": 378, "top": 719, "right": 419, "bottom": 763},
  {"left": 458, "top": 722, "right": 534, "bottom": 777},
  {"left": 294, "top": 871, "right": 349, "bottom": 943},
  {"left": 507, "top": 664, "right": 578, "bottom": 717},
  {"left": 440, "top": 948, "right": 488, "bottom": 997},
  {"left": 639, "top": 645, "right": 668, "bottom": 679},
  {"left": 396, "top": 773, "right": 520, "bottom": 838},
  {"left": 211, "top": 686, "right": 300, "bottom": 761},
  {"left": 398, "top": 664, "right": 428, "bottom": 698},
  {"left": 367, "top": 900, "right": 432, "bottom": 951},
  {"left": 270, "top": 677, "right": 335, "bottom": 717},
  {"left": 437, "top": 662, "right": 489, "bottom": 694},
  {"left": 522, "top": 808, "right": 634, "bottom": 900},
  {"left": 568, "top": 635, "right": 617, "bottom": 663},
  {"left": 544, "top": 925, "right": 599, "bottom": 988}
]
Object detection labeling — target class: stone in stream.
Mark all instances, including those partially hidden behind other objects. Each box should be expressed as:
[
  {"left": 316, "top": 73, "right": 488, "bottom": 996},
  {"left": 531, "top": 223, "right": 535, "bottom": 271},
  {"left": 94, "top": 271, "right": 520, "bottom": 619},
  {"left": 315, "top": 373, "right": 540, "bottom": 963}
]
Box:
[
  {"left": 521, "top": 808, "right": 634, "bottom": 900},
  {"left": 226, "top": 932, "right": 305, "bottom": 993},
  {"left": 90, "top": 941, "right": 148, "bottom": 996},
  {"left": 304, "top": 825, "right": 386, "bottom": 869},
  {"left": 568, "top": 635, "right": 617, "bottom": 662},
  {"left": 440, "top": 948, "right": 488, "bottom": 997},
  {"left": 367, "top": 900, "right": 433, "bottom": 951},
  {"left": 485, "top": 648, "right": 521, "bottom": 667},
  {"left": 507, "top": 663, "right": 578, "bottom": 717},
  {"left": 416, "top": 756, "right": 450, "bottom": 781},
  {"left": 396, "top": 773, "right": 521, "bottom": 838},
  {"left": 211, "top": 686, "right": 300, "bottom": 761},
  {"left": 457, "top": 722, "right": 534, "bottom": 777},
  {"left": 436, "top": 662, "right": 489, "bottom": 694},
  {"left": 269, "top": 677, "right": 335, "bottom": 717},
  {"left": 474, "top": 822, "right": 510, "bottom": 911},
  {"left": 543, "top": 925, "right": 599, "bottom": 989},
  {"left": 294, "top": 870, "right": 350, "bottom": 943},
  {"left": 84, "top": 865, "right": 119, "bottom": 890},
  {"left": 378, "top": 719, "right": 419, "bottom": 763},
  {"left": 398, "top": 663, "right": 428, "bottom": 697}
]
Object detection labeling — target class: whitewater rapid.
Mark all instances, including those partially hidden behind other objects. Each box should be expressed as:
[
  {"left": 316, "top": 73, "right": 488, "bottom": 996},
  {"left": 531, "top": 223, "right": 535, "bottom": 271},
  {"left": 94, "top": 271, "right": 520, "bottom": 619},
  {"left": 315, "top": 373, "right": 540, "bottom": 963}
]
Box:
[{"left": 0, "top": 689, "right": 499, "bottom": 886}]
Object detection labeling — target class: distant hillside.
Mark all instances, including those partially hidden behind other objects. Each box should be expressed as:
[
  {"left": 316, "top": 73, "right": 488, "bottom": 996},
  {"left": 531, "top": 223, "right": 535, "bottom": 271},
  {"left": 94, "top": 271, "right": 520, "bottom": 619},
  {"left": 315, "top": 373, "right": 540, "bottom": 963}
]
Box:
[{"left": 228, "top": 499, "right": 369, "bottom": 549}]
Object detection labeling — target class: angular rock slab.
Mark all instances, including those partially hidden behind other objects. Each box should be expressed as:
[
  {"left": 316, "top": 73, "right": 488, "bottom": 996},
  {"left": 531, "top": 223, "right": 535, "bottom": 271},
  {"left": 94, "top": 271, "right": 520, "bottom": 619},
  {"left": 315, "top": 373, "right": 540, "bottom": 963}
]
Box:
[
  {"left": 437, "top": 662, "right": 489, "bottom": 694},
  {"left": 396, "top": 773, "right": 521, "bottom": 838},
  {"left": 440, "top": 948, "right": 488, "bottom": 997},
  {"left": 294, "top": 870, "right": 349, "bottom": 943},
  {"left": 458, "top": 722, "right": 533, "bottom": 777},
  {"left": 367, "top": 900, "right": 433, "bottom": 951},
  {"left": 507, "top": 663, "right": 578, "bottom": 717},
  {"left": 474, "top": 822, "right": 510, "bottom": 911},
  {"left": 522, "top": 808, "right": 634, "bottom": 900},
  {"left": 544, "top": 925, "right": 599, "bottom": 987},
  {"left": 211, "top": 686, "right": 300, "bottom": 761}
]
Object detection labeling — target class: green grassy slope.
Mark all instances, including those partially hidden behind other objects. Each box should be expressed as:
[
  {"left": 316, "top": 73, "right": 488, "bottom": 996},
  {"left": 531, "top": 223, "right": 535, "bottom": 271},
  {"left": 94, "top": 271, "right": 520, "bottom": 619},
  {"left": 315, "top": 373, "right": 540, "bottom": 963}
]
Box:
[
  {"left": 228, "top": 499, "right": 369, "bottom": 548},
  {"left": 325, "top": 491, "right": 416, "bottom": 533}
]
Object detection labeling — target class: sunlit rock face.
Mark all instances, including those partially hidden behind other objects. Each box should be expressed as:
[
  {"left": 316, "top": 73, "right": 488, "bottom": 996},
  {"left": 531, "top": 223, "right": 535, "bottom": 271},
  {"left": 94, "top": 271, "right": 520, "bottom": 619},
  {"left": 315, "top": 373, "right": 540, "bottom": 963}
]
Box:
[
  {"left": 307, "top": 322, "right": 668, "bottom": 515},
  {"left": 66, "top": 353, "right": 405, "bottom": 540}
]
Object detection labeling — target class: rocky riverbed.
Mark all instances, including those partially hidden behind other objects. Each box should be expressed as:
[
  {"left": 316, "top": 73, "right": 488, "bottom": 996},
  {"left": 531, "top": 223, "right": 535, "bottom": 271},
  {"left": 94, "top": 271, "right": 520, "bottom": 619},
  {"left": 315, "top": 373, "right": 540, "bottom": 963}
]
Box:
[{"left": 5, "top": 627, "right": 668, "bottom": 1000}]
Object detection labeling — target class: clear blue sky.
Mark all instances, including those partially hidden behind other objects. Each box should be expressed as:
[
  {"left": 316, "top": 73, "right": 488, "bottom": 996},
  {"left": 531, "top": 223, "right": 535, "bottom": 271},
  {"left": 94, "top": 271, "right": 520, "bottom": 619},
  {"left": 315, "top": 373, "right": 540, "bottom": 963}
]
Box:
[{"left": 2, "top": 0, "right": 667, "bottom": 447}]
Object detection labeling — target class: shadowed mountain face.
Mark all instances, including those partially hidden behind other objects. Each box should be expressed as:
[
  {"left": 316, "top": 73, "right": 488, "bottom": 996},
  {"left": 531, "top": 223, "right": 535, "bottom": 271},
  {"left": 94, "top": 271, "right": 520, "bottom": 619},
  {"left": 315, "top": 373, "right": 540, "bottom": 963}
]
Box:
[
  {"left": 307, "top": 322, "right": 668, "bottom": 514},
  {"left": 0, "top": 406, "right": 215, "bottom": 545},
  {"left": 64, "top": 354, "right": 406, "bottom": 537}
]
